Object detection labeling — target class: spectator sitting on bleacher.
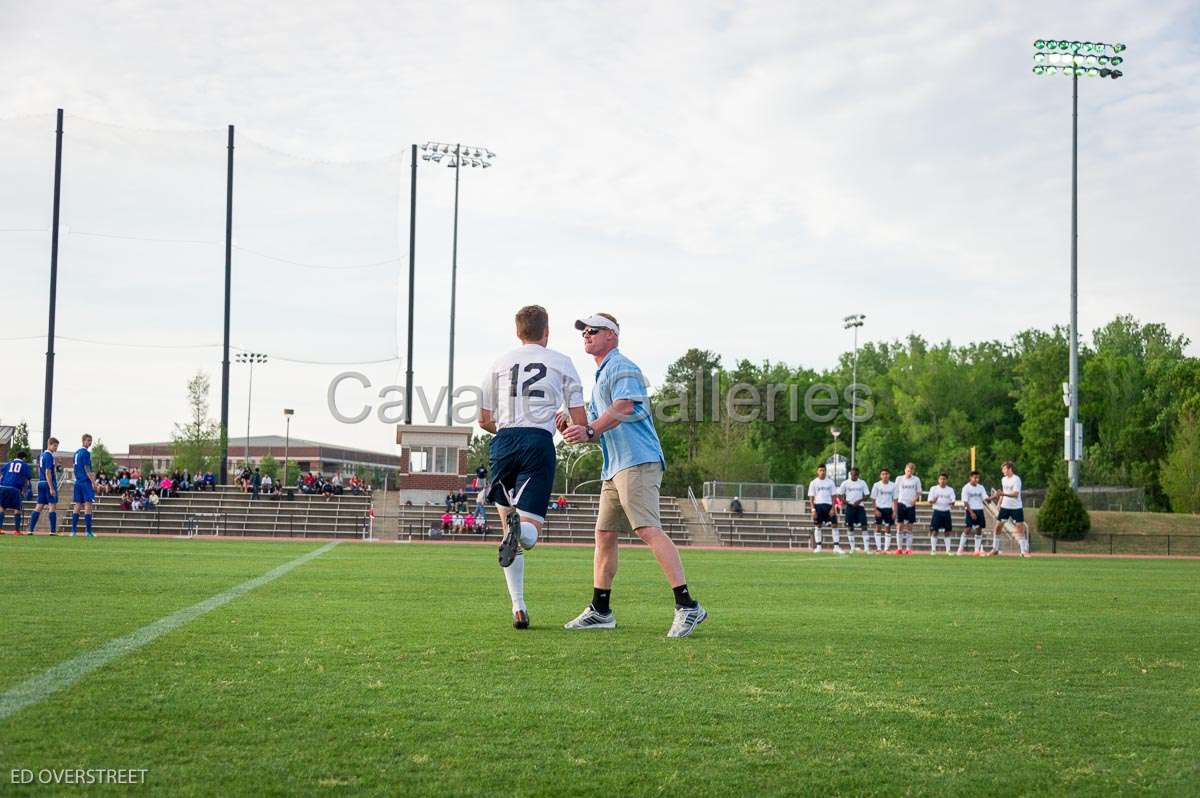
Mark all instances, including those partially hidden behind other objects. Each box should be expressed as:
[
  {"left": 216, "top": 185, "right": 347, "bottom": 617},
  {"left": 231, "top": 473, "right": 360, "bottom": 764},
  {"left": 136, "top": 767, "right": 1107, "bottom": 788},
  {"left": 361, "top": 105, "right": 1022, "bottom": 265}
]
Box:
[
  {"left": 349, "top": 475, "right": 363, "bottom": 494},
  {"left": 148, "top": 492, "right": 160, "bottom": 510},
  {"left": 463, "top": 512, "right": 476, "bottom": 533},
  {"left": 204, "top": 472, "right": 216, "bottom": 491},
  {"left": 120, "top": 491, "right": 132, "bottom": 511},
  {"left": 441, "top": 511, "right": 452, "bottom": 533},
  {"left": 262, "top": 473, "right": 273, "bottom": 494},
  {"left": 452, "top": 512, "right": 464, "bottom": 532},
  {"left": 118, "top": 471, "right": 131, "bottom": 491},
  {"left": 730, "top": 496, "right": 744, "bottom": 516},
  {"left": 332, "top": 473, "right": 343, "bottom": 495},
  {"left": 239, "top": 466, "right": 252, "bottom": 492},
  {"left": 160, "top": 475, "right": 174, "bottom": 498}
]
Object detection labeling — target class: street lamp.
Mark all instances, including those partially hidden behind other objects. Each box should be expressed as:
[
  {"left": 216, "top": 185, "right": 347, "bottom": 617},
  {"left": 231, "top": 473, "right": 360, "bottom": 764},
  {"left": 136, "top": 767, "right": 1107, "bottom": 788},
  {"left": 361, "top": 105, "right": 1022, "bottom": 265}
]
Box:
[
  {"left": 283, "top": 408, "right": 294, "bottom": 488},
  {"left": 843, "top": 313, "right": 866, "bottom": 470},
  {"left": 1032, "top": 38, "right": 1126, "bottom": 490},
  {"left": 234, "top": 352, "right": 268, "bottom": 467},
  {"left": 421, "top": 141, "right": 497, "bottom": 426}
]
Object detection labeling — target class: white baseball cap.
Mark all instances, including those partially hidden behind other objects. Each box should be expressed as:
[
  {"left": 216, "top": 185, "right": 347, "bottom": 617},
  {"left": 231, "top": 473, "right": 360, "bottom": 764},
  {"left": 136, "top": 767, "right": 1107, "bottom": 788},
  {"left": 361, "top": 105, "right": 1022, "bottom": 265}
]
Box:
[{"left": 574, "top": 314, "right": 619, "bottom": 335}]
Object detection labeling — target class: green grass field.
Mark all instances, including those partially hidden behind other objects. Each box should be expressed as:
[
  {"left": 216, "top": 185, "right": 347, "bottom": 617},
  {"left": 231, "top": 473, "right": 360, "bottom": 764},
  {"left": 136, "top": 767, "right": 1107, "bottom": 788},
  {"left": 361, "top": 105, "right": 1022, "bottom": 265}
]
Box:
[{"left": 1, "top": 537, "right": 1197, "bottom": 796}]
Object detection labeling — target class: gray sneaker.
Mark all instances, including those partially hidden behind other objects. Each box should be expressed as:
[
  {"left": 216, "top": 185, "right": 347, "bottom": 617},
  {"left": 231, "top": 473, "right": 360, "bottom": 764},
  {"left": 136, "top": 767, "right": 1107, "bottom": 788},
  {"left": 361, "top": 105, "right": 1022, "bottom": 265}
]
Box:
[
  {"left": 667, "top": 604, "right": 708, "bottom": 638},
  {"left": 563, "top": 605, "right": 616, "bottom": 630}
]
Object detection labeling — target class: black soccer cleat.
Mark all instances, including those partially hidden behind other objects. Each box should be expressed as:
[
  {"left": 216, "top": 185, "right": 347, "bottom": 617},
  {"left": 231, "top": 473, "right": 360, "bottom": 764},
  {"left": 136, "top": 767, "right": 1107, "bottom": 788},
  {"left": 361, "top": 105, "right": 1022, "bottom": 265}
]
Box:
[
  {"left": 513, "top": 609, "right": 530, "bottom": 629},
  {"left": 498, "top": 512, "right": 521, "bottom": 568}
]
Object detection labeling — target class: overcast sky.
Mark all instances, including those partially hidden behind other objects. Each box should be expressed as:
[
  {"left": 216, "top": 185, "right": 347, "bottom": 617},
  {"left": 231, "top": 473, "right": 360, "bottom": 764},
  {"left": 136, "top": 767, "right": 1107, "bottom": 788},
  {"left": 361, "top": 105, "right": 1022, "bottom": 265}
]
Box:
[{"left": 2, "top": 1, "right": 1198, "bottom": 456}]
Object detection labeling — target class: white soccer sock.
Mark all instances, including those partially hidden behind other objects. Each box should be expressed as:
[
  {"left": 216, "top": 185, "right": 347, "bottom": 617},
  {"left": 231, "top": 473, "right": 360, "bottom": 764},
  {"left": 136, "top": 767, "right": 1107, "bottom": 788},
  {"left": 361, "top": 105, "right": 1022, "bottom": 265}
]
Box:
[
  {"left": 974, "top": 534, "right": 982, "bottom": 553},
  {"left": 944, "top": 536, "right": 953, "bottom": 553},
  {"left": 519, "top": 521, "right": 538, "bottom": 550},
  {"left": 814, "top": 528, "right": 823, "bottom": 544},
  {"left": 503, "top": 551, "right": 526, "bottom": 611},
  {"left": 874, "top": 532, "right": 883, "bottom": 550},
  {"left": 958, "top": 533, "right": 967, "bottom": 551},
  {"left": 993, "top": 533, "right": 1003, "bottom": 553},
  {"left": 908, "top": 532, "right": 915, "bottom": 550},
  {"left": 1019, "top": 536, "right": 1029, "bottom": 554},
  {"left": 832, "top": 528, "right": 841, "bottom": 545}
]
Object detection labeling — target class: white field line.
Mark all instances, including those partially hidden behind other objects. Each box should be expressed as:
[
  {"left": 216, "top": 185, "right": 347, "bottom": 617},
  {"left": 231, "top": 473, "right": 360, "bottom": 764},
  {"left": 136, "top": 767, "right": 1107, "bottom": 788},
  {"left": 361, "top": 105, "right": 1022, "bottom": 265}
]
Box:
[{"left": 0, "top": 541, "right": 339, "bottom": 721}]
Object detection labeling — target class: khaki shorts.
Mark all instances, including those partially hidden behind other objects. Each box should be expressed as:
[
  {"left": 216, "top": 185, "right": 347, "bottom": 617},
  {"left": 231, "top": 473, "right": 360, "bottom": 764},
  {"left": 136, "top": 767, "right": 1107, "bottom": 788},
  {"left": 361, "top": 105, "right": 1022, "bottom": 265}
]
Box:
[{"left": 596, "top": 462, "right": 662, "bottom": 533}]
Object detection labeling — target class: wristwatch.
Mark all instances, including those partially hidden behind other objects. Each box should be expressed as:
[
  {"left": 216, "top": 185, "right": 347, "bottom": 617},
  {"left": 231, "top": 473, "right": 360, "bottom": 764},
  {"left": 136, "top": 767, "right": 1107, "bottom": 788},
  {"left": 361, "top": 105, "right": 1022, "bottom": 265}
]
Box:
[{"left": 585, "top": 425, "right": 596, "bottom": 440}]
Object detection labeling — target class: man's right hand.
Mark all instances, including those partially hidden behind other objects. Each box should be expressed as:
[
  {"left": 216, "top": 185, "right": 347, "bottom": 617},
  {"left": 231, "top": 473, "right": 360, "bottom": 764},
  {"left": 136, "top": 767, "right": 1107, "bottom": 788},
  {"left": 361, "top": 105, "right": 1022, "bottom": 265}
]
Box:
[{"left": 554, "top": 409, "right": 571, "bottom": 432}]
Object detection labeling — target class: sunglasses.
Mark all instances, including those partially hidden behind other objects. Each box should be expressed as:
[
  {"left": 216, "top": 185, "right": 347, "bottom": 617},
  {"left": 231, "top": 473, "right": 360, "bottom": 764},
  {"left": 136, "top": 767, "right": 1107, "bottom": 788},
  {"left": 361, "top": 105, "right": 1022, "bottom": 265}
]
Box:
[{"left": 581, "top": 327, "right": 605, "bottom": 337}]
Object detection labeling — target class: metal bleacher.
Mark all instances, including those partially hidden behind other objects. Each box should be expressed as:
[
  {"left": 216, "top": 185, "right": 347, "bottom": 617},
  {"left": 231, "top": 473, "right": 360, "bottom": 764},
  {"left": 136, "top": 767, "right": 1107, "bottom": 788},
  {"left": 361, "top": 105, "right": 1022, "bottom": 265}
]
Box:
[
  {"left": 393, "top": 492, "right": 692, "bottom": 546},
  {"left": 709, "top": 505, "right": 944, "bottom": 549},
  {"left": 23, "top": 484, "right": 373, "bottom": 539}
]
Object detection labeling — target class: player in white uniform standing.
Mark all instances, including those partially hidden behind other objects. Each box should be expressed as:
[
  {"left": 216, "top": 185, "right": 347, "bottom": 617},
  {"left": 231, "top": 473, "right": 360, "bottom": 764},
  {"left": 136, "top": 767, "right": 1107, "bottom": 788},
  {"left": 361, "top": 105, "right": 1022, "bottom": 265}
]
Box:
[
  {"left": 894, "top": 463, "right": 922, "bottom": 555},
  {"left": 926, "top": 473, "right": 956, "bottom": 555},
  {"left": 837, "top": 467, "right": 871, "bottom": 553},
  {"left": 870, "top": 468, "right": 897, "bottom": 553},
  {"left": 479, "top": 305, "right": 588, "bottom": 629},
  {"left": 808, "top": 465, "right": 837, "bottom": 552},
  {"left": 960, "top": 470, "right": 989, "bottom": 555},
  {"left": 991, "top": 461, "right": 1030, "bottom": 557}
]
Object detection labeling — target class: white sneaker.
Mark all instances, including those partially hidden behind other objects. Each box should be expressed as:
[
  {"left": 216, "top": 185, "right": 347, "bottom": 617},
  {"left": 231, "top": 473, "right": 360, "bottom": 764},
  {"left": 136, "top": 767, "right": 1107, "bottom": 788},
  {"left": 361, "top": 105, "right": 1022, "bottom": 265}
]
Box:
[
  {"left": 563, "top": 605, "right": 616, "bottom": 630},
  {"left": 667, "top": 604, "right": 708, "bottom": 638},
  {"left": 833, "top": 545, "right": 844, "bottom": 554},
  {"left": 813, "top": 545, "right": 822, "bottom": 553}
]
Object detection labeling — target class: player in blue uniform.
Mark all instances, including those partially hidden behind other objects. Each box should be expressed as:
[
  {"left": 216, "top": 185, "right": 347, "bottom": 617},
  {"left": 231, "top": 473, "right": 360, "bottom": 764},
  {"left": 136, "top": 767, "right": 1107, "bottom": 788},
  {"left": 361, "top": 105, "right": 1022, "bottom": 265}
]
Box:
[
  {"left": 29, "top": 436, "right": 61, "bottom": 535},
  {"left": 72, "top": 433, "right": 96, "bottom": 537},
  {"left": 0, "top": 450, "right": 33, "bottom": 534}
]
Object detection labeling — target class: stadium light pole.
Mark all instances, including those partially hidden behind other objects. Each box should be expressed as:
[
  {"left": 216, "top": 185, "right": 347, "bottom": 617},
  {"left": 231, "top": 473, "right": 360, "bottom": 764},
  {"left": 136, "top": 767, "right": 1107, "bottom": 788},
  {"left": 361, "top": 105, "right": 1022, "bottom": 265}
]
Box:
[
  {"left": 234, "top": 352, "right": 267, "bottom": 466},
  {"left": 220, "top": 124, "right": 235, "bottom": 485},
  {"left": 830, "top": 426, "right": 842, "bottom": 484},
  {"left": 843, "top": 314, "right": 866, "bottom": 470},
  {"left": 41, "top": 108, "right": 64, "bottom": 450},
  {"left": 1032, "top": 38, "right": 1126, "bottom": 491},
  {"left": 421, "top": 141, "right": 497, "bottom": 426},
  {"left": 405, "top": 144, "right": 417, "bottom": 425},
  {"left": 283, "top": 408, "right": 293, "bottom": 487}
]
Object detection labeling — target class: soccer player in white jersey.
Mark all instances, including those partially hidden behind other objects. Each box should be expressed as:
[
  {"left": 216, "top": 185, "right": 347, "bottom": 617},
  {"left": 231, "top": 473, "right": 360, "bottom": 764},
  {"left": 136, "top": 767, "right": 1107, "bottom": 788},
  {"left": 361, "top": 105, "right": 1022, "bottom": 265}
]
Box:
[
  {"left": 927, "top": 473, "right": 956, "bottom": 555},
  {"left": 807, "top": 464, "right": 837, "bottom": 552},
  {"left": 960, "top": 470, "right": 989, "bottom": 555},
  {"left": 838, "top": 467, "right": 870, "bottom": 552},
  {"left": 991, "top": 461, "right": 1030, "bottom": 557},
  {"left": 870, "top": 468, "right": 897, "bottom": 553},
  {"left": 479, "top": 305, "right": 587, "bottom": 629},
  {"left": 894, "top": 462, "right": 922, "bottom": 555}
]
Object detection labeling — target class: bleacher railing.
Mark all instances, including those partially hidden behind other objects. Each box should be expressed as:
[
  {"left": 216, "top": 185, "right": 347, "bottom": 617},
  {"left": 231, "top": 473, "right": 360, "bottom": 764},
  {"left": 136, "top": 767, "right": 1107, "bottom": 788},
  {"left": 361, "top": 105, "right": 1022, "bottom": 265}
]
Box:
[{"left": 703, "top": 481, "right": 805, "bottom": 500}]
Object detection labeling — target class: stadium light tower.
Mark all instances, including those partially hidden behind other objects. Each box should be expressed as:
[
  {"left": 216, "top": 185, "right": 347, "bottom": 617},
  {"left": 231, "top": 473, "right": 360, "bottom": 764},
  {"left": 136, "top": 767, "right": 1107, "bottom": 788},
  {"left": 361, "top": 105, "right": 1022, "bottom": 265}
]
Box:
[
  {"left": 843, "top": 314, "right": 866, "bottom": 470},
  {"left": 234, "top": 352, "right": 268, "bottom": 466},
  {"left": 421, "top": 141, "right": 497, "bottom": 426},
  {"left": 1032, "top": 38, "right": 1126, "bottom": 491}
]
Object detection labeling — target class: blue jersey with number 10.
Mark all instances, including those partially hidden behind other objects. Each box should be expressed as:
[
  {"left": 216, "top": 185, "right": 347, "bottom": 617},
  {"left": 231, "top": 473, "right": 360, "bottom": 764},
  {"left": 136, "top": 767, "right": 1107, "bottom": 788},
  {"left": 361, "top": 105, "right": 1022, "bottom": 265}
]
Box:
[{"left": 1, "top": 459, "right": 32, "bottom": 490}]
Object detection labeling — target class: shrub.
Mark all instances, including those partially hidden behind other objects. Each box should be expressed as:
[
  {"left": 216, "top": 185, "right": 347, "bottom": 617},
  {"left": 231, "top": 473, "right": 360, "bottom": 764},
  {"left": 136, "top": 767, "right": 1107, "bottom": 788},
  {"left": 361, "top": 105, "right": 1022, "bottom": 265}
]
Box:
[{"left": 1038, "top": 473, "right": 1092, "bottom": 540}]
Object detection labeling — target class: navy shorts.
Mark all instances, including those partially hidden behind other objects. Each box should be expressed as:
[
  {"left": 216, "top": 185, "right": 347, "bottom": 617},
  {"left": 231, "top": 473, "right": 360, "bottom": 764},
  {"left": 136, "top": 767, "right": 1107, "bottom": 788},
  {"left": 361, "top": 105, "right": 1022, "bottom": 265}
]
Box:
[
  {"left": 963, "top": 508, "right": 986, "bottom": 529},
  {"left": 997, "top": 507, "right": 1025, "bottom": 523},
  {"left": 487, "top": 427, "right": 555, "bottom": 521},
  {"left": 37, "top": 481, "right": 58, "bottom": 505},
  {"left": 844, "top": 504, "right": 867, "bottom": 529},
  {"left": 0, "top": 486, "right": 21, "bottom": 511},
  {"left": 813, "top": 503, "right": 834, "bottom": 526},
  {"left": 874, "top": 507, "right": 894, "bottom": 527},
  {"left": 897, "top": 503, "right": 917, "bottom": 524},
  {"left": 931, "top": 509, "right": 953, "bottom": 533},
  {"left": 73, "top": 480, "right": 95, "bottom": 504}
]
